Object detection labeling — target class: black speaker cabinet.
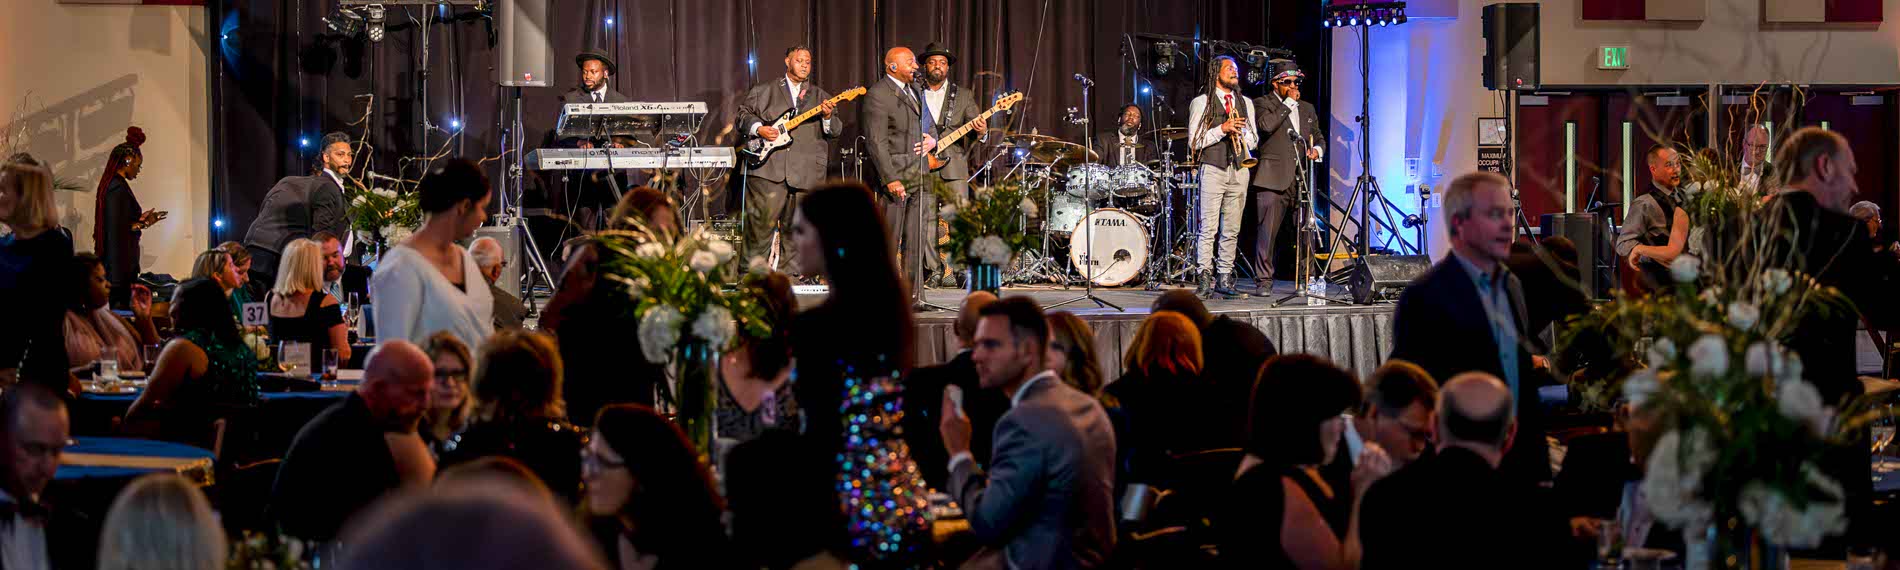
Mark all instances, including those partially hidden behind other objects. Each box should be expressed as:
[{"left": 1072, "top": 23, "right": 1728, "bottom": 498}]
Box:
[
  {"left": 1482, "top": 3, "right": 1540, "bottom": 91},
  {"left": 1539, "top": 212, "right": 1612, "bottom": 299},
  {"left": 496, "top": 0, "right": 553, "bottom": 87},
  {"left": 1352, "top": 254, "right": 1432, "bottom": 304}
]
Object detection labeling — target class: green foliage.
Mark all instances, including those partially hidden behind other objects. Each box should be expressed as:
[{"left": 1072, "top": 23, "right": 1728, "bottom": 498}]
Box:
[{"left": 931, "top": 178, "right": 1040, "bottom": 267}]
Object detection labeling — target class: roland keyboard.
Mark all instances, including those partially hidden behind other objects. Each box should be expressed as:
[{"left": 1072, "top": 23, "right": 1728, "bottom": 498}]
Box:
[{"left": 525, "top": 147, "right": 735, "bottom": 170}]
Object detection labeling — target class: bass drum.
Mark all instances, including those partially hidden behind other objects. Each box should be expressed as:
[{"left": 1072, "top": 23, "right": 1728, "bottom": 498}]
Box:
[
  {"left": 1047, "top": 192, "right": 1089, "bottom": 237},
  {"left": 1068, "top": 208, "right": 1150, "bottom": 287}
]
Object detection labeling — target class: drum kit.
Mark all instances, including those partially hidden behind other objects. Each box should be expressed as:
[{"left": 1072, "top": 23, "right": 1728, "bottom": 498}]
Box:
[{"left": 987, "top": 127, "right": 1204, "bottom": 289}]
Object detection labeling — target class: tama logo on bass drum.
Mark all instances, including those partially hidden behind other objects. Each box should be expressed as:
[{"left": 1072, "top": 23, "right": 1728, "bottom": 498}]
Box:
[{"left": 1094, "top": 217, "right": 1129, "bottom": 227}]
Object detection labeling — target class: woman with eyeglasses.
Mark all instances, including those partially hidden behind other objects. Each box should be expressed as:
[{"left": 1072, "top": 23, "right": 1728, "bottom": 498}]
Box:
[
  {"left": 582, "top": 404, "right": 730, "bottom": 570},
  {"left": 420, "top": 331, "right": 473, "bottom": 456}
]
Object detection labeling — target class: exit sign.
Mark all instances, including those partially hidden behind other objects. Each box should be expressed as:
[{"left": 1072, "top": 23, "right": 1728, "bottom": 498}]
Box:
[{"left": 1599, "top": 46, "right": 1630, "bottom": 70}]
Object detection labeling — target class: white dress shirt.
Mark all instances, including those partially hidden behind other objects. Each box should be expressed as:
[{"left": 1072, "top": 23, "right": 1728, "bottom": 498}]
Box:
[
  {"left": 587, "top": 84, "right": 609, "bottom": 103},
  {"left": 1280, "top": 95, "right": 1324, "bottom": 160},
  {"left": 1186, "top": 87, "right": 1258, "bottom": 153},
  {"left": 0, "top": 490, "right": 49, "bottom": 570},
  {"left": 946, "top": 370, "right": 1057, "bottom": 474},
  {"left": 751, "top": 76, "right": 834, "bottom": 136},
  {"left": 924, "top": 82, "right": 948, "bottom": 126}
]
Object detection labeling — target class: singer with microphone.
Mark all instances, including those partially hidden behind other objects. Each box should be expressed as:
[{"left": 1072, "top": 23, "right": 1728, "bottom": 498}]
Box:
[
  {"left": 861, "top": 46, "right": 938, "bottom": 302},
  {"left": 243, "top": 131, "right": 356, "bottom": 287},
  {"left": 1247, "top": 60, "right": 1323, "bottom": 295},
  {"left": 1185, "top": 55, "right": 1258, "bottom": 299},
  {"left": 737, "top": 45, "right": 838, "bottom": 275}
]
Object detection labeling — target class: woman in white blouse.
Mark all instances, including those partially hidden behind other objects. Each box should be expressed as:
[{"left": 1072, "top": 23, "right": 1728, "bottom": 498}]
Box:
[{"left": 371, "top": 158, "right": 494, "bottom": 350}]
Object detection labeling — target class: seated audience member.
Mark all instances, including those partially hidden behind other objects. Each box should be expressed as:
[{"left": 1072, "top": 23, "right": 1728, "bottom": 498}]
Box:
[
  {"left": 583, "top": 404, "right": 730, "bottom": 570},
  {"left": 188, "top": 247, "right": 243, "bottom": 297},
  {"left": 1102, "top": 311, "right": 1206, "bottom": 486},
  {"left": 1848, "top": 200, "right": 1900, "bottom": 257},
  {"left": 268, "top": 239, "right": 350, "bottom": 366},
  {"left": 1044, "top": 311, "right": 1105, "bottom": 396},
  {"left": 420, "top": 331, "right": 473, "bottom": 456},
  {"left": 436, "top": 455, "right": 557, "bottom": 509},
  {"left": 1219, "top": 355, "right": 1389, "bottom": 569},
  {"left": 64, "top": 253, "right": 159, "bottom": 375},
  {"left": 726, "top": 431, "right": 848, "bottom": 570},
  {"left": 939, "top": 296, "right": 1116, "bottom": 569},
  {"left": 440, "top": 330, "right": 585, "bottom": 504},
  {"left": 715, "top": 273, "right": 802, "bottom": 445},
  {"left": 1320, "top": 360, "right": 1437, "bottom": 500},
  {"left": 903, "top": 291, "right": 1006, "bottom": 489},
  {"left": 268, "top": 341, "right": 437, "bottom": 542},
  {"left": 129, "top": 279, "right": 262, "bottom": 444},
  {"left": 469, "top": 236, "right": 524, "bottom": 331},
  {"left": 217, "top": 241, "right": 266, "bottom": 315},
  {"left": 0, "top": 384, "right": 87, "bottom": 570},
  {"left": 1555, "top": 401, "right": 1681, "bottom": 561},
  {"left": 1151, "top": 289, "right": 1274, "bottom": 446},
  {"left": 1357, "top": 372, "right": 1567, "bottom": 569},
  {"left": 542, "top": 187, "right": 680, "bottom": 422},
  {"left": 96, "top": 473, "right": 227, "bottom": 570},
  {"left": 337, "top": 482, "right": 605, "bottom": 570}
]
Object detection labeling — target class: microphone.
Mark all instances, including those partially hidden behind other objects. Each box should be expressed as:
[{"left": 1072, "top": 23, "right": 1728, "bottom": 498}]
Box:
[
  {"left": 363, "top": 171, "right": 403, "bottom": 184},
  {"left": 1073, "top": 73, "right": 1095, "bottom": 87}
]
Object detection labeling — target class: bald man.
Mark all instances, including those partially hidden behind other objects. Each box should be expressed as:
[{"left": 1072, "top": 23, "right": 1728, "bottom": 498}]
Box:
[
  {"left": 270, "top": 341, "right": 438, "bottom": 541},
  {"left": 902, "top": 291, "right": 1007, "bottom": 489},
  {"left": 1357, "top": 372, "right": 1565, "bottom": 569},
  {"left": 469, "top": 237, "right": 524, "bottom": 330},
  {"left": 861, "top": 46, "right": 939, "bottom": 303}
]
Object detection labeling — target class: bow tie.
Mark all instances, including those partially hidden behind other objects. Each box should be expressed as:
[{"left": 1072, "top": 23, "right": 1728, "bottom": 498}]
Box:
[{"left": 0, "top": 499, "right": 50, "bottom": 524}]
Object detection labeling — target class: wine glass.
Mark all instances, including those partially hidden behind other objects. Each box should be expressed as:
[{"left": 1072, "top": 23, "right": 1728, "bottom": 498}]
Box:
[{"left": 1872, "top": 403, "right": 1895, "bottom": 461}]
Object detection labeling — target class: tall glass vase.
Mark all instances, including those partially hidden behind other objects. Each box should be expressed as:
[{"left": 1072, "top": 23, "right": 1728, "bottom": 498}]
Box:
[
  {"left": 1685, "top": 520, "right": 1791, "bottom": 570},
  {"left": 966, "top": 262, "right": 1003, "bottom": 295},
  {"left": 670, "top": 341, "right": 719, "bottom": 457}
]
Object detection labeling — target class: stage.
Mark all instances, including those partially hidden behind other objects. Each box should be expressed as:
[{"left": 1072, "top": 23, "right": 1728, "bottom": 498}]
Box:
[{"left": 897, "top": 282, "right": 1398, "bottom": 380}]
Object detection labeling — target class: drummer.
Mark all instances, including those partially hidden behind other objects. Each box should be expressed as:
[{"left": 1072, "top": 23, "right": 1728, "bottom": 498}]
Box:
[{"left": 1096, "top": 104, "right": 1156, "bottom": 168}]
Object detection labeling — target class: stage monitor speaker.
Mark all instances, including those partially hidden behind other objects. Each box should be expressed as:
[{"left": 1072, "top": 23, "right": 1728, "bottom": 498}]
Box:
[
  {"left": 473, "top": 225, "right": 521, "bottom": 294},
  {"left": 1351, "top": 254, "right": 1431, "bottom": 304},
  {"left": 1539, "top": 212, "right": 1608, "bottom": 299},
  {"left": 495, "top": 0, "right": 553, "bottom": 87},
  {"left": 1482, "top": 3, "right": 1539, "bottom": 91}
]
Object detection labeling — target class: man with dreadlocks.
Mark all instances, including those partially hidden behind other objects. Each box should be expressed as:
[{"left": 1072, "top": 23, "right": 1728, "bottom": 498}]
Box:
[{"left": 1185, "top": 56, "right": 1258, "bottom": 299}]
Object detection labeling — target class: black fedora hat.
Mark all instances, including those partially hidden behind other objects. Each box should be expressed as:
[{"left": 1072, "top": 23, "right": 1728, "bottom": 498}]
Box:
[
  {"left": 575, "top": 48, "right": 618, "bottom": 76},
  {"left": 919, "top": 42, "right": 955, "bottom": 66}
]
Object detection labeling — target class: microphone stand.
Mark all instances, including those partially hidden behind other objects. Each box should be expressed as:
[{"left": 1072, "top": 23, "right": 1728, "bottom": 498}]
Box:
[
  {"left": 1046, "top": 75, "right": 1121, "bottom": 311},
  {"left": 1273, "top": 120, "right": 1347, "bottom": 307}
]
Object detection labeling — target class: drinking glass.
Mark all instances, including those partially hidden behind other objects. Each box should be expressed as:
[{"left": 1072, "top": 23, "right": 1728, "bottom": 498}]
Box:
[
  {"left": 1595, "top": 517, "right": 1621, "bottom": 563},
  {"left": 320, "top": 349, "right": 340, "bottom": 385},
  {"left": 278, "top": 341, "right": 311, "bottom": 376},
  {"left": 97, "top": 346, "right": 121, "bottom": 390},
  {"left": 141, "top": 344, "right": 160, "bottom": 373}
]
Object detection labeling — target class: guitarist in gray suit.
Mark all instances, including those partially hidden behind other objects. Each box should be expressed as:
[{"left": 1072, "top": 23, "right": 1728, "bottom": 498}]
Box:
[
  {"left": 737, "top": 45, "right": 838, "bottom": 274},
  {"left": 861, "top": 46, "right": 938, "bottom": 302},
  {"left": 918, "top": 42, "right": 985, "bottom": 287},
  {"left": 1248, "top": 60, "right": 1324, "bottom": 295}
]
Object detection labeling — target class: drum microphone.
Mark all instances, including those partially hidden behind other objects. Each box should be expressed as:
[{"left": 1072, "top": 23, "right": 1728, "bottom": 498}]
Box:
[
  {"left": 363, "top": 171, "right": 403, "bottom": 184},
  {"left": 1073, "top": 73, "right": 1095, "bottom": 87}
]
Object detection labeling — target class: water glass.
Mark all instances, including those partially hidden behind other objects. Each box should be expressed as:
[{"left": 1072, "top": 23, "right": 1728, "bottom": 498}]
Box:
[
  {"left": 1595, "top": 517, "right": 1621, "bottom": 562},
  {"left": 278, "top": 341, "right": 311, "bottom": 376},
  {"left": 320, "top": 349, "right": 340, "bottom": 384},
  {"left": 98, "top": 346, "right": 121, "bottom": 389},
  {"left": 141, "top": 344, "right": 160, "bottom": 372}
]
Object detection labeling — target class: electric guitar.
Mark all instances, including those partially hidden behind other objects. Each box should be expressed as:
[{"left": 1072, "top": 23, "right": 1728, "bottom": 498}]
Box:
[
  {"left": 927, "top": 92, "right": 1024, "bottom": 171},
  {"left": 741, "top": 86, "right": 868, "bottom": 168}
]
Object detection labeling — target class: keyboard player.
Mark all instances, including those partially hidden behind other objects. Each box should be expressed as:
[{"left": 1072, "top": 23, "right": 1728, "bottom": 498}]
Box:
[{"left": 549, "top": 47, "right": 632, "bottom": 231}]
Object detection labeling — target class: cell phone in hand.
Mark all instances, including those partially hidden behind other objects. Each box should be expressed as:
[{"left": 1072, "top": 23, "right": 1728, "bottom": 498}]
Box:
[{"left": 945, "top": 385, "right": 966, "bottom": 419}]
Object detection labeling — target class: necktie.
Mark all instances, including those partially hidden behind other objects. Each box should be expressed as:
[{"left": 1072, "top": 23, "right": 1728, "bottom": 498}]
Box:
[
  {"left": 593, "top": 92, "right": 601, "bottom": 104},
  {"left": 1224, "top": 94, "right": 1234, "bottom": 115}
]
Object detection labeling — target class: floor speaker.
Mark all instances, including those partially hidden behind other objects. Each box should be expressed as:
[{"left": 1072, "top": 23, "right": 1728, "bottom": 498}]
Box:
[
  {"left": 1539, "top": 212, "right": 1609, "bottom": 299},
  {"left": 1482, "top": 3, "right": 1539, "bottom": 91},
  {"left": 496, "top": 0, "right": 553, "bottom": 87},
  {"left": 1352, "top": 254, "right": 1432, "bottom": 304}
]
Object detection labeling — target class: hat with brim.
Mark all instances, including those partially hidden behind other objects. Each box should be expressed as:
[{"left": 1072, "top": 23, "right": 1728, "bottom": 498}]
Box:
[
  {"left": 919, "top": 42, "right": 956, "bottom": 67},
  {"left": 576, "top": 48, "right": 618, "bottom": 76},
  {"left": 1272, "top": 60, "right": 1305, "bottom": 82}
]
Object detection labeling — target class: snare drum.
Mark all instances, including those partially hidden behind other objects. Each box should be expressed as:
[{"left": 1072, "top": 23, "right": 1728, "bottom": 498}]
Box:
[
  {"left": 1064, "top": 164, "right": 1113, "bottom": 199},
  {"left": 1108, "top": 165, "right": 1155, "bottom": 198},
  {"left": 1047, "top": 193, "right": 1089, "bottom": 237},
  {"left": 1068, "top": 208, "right": 1151, "bottom": 287}
]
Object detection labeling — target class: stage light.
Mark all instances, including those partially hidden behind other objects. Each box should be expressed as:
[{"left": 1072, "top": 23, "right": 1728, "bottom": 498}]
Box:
[
  {"left": 1152, "top": 42, "right": 1176, "bottom": 77},
  {"left": 213, "top": 218, "right": 225, "bottom": 229},
  {"left": 1397, "top": 8, "right": 1408, "bottom": 23},
  {"left": 449, "top": 118, "right": 462, "bottom": 130},
  {"left": 1141, "top": 85, "right": 1151, "bottom": 94},
  {"left": 1322, "top": 18, "right": 1332, "bottom": 28},
  {"left": 1244, "top": 50, "right": 1269, "bottom": 86},
  {"left": 299, "top": 137, "right": 311, "bottom": 148},
  {"left": 365, "top": 5, "right": 386, "bottom": 43},
  {"left": 604, "top": 17, "right": 614, "bottom": 26}
]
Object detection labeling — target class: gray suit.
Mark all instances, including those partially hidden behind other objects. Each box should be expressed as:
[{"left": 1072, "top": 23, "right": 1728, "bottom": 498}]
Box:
[
  {"left": 243, "top": 173, "right": 350, "bottom": 286},
  {"left": 738, "top": 78, "right": 837, "bottom": 271},
  {"left": 1249, "top": 95, "right": 1321, "bottom": 284},
  {"left": 862, "top": 76, "right": 937, "bottom": 296},
  {"left": 949, "top": 374, "right": 1118, "bottom": 570}
]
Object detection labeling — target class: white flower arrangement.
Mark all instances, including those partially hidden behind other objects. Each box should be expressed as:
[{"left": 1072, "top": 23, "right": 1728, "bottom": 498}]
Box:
[
  {"left": 707, "top": 239, "right": 736, "bottom": 263},
  {"left": 1737, "top": 467, "right": 1847, "bottom": 549},
  {"left": 635, "top": 242, "right": 666, "bottom": 258},
  {"left": 1642, "top": 428, "right": 1719, "bottom": 530},
  {"left": 970, "top": 235, "right": 1012, "bottom": 266},
  {"left": 1018, "top": 197, "right": 1038, "bottom": 218},
  {"left": 637, "top": 305, "right": 685, "bottom": 364},
  {"left": 939, "top": 204, "right": 959, "bottom": 222},
  {"left": 690, "top": 305, "right": 736, "bottom": 347},
  {"left": 689, "top": 250, "right": 719, "bottom": 273},
  {"left": 1669, "top": 254, "right": 1701, "bottom": 283},
  {"left": 1761, "top": 269, "right": 1793, "bottom": 296},
  {"left": 1726, "top": 301, "right": 1760, "bottom": 330},
  {"left": 1685, "top": 334, "right": 1728, "bottom": 378}
]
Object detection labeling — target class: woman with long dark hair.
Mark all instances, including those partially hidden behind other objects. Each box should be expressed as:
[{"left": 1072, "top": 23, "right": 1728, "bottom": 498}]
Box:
[
  {"left": 95, "top": 127, "right": 162, "bottom": 309},
  {"left": 540, "top": 186, "right": 678, "bottom": 425},
  {"left": 128, "top": 279, "right": 262, "bottom": 445},
  {"left": 582, "top": 404, "right": 731, "bottom": 570},
  {"left": 369, "top": 158, "right": 494, "bottom": 349}
]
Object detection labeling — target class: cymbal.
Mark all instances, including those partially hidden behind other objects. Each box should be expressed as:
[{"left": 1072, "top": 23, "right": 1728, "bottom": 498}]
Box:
[
  {"left": 999, "top": 132, "right": 1058, "bottom": 146},
  {"left": 1030, "top": 140, "right": 1098, "bottom": 164},
  {"left": 1146, "top": 127, "right": 1188, "bottom": 141}
]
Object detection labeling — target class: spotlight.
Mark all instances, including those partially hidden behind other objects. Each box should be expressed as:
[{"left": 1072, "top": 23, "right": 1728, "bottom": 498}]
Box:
[
  {"left": 604, "top": 17, "right": 615, "bottom": 26},
  {"left": 746, "top": 55, "right": 755, "bottom": 66},
  {"left": 1141, "top": 85, "right": 1151, "bottom": 94},
  {"left": 1244, "top": 50, "right": 1269, "bottom": 86},
  {"left": 1152, "top": 41, "right": 1177, "bottom": 77},
  {"left": 1397, "top": 8, "right": 1408, "bottom": 23},
  {"left": 1322, "top": 18, "right": 1332, "bottom": 28},
  {"left": 449, "top": 118, "right": 462, "bottom": 130},
  {"left": 213, "top": 218, "right": 225, "bottom": 229},
  {"left": 299, "top": 137, "right": 311, "bottom": 148},
  {"left": 365, "top": 4, "right": 386, "bottom": 43}
]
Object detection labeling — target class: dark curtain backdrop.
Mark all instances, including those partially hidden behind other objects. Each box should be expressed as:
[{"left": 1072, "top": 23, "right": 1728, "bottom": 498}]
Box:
[{"left": 210, "top": 0, "right": 1329, "bottom": 240}]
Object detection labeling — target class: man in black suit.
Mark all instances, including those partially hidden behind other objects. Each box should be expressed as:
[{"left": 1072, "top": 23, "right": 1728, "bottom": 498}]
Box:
[
  {"left": 1248, "top": 61, "right": 1323, "bottom": 295},
  {"left": 738, "top": 45, "right": 839, "bottom": 275},
  {"left": 902, "top": 291, "right": 1007, "bottom": 489},
  {"left": 918, "top": 43, "right": 986, "bottom": 287},
  {"left": 0, "top": 384, "right": 96, "bottom": 569},
  {"left": 861, "top": 46, "right": 938, "bottom": 302},
  {"left": 1358, "top": 372, "right": 1566, "bottom": 569},
  {"left": 552, "top": 48, "right": 632, "bottom": 230},
  {"left": 244, "top": 132, "right": 354, "bottom": 287},
  {"left": 1096, "top": 104, "right": 1155, "bottom": 168},
  {"left": 1389, "top": 171, "right": 1551, "bottom": 486}
]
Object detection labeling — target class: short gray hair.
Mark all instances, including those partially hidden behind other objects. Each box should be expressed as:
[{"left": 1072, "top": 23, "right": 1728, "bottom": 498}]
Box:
[
  {"left": 1849, "top": 201, "right": 1881, "bottom": 221},
  {"left": 1442, "top": 171, "right": 1510, "bottom": 235},
  {"left": 468, "top": 237, "right": 504, "bottom": 270}
]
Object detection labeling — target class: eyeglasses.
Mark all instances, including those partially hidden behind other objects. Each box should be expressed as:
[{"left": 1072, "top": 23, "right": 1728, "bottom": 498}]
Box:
[
  {"left": 19, "top": 439, "right": 73, "bottom": 460},
  {"left": 1276, "top": 79, "right": 1302, "bottom": 86},
  {"left": 433, "top": 369, "right": 468, "bottom": 381}
]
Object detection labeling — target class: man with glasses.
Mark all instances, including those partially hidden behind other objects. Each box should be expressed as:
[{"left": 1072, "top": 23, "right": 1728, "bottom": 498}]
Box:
[
  {"left": 1615, "top": 145, "right": 1689, "bottom": 292},
  {"left": 1249, "top": 60, "right": 1324, "bottom": 295},
  {"left": 1740, "top": 124, "right": 1771, "bottom": 195},
  {"left": 0, "top": 384, "right": 72, "bottom": 570},
  {"left": 469, "top": 237, "right": 523, "bottom": 331}
]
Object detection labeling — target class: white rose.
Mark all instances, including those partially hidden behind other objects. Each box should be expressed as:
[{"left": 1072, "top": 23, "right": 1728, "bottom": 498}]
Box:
[
  {"left": 1686, "top": 334, "right": 1729, "bottom": 378},
  {"left": 707, "top": 239, "right": 737, "bottom": 263},
  {"left": 1727, "top": 301, "right": 1761, "bottom": 330},
  {"left": 1743, "top": 341, "right": 1777, "bottom": 378},
  {"left": 1622, "top": 368, "right": 1661, "bottom": 407},
  {"left": 1698, "top": 287, "right": 1722, "bottom": 306},
  {"left": 374, "top": 188, "right": 397, "bottom": 199},
  {"left": 637, "top": 305, "right": 685, "bottom": 364},
  {"left": 972, "top": 235, "right": 1012, "bottom": 266},
  {"left": 1776, "top": 377, "right": 1827, "bottom": 435},
  {"left": 1762, "top": 269, "right": 1793, "bottom": 296},
  {"left": 1647, "top": 337, "right": 1677, "bottom": 368},
  {"left": 689, "top": 250, "right": 718, "bottom": 273},
  {"left": 939, "top": 204, "right": 958, "bottom": 222},
  {"left": 1019, "top": 197, "right": 1038, "bottom": 218},
  {"left": 1642, "top": 428, "right": 1719, "bottom": 529},
  {"left": 352, "top": 195, "right": 367, "bottom": 208},
  {"left": 635, "top": 242, "right": 666, "bottom": 258},
  {"left": 1740, "top": 467, "right": 1847, "bottom": 548},
  {"left": 691, "top": 306, "right": 737, "bottom": 346},
  {"left": 1779, "top": 352, "right": 1804, "bottom": 382},
  {"left": 1669, "top": 254, "right": 1701, "bottom": 283}
]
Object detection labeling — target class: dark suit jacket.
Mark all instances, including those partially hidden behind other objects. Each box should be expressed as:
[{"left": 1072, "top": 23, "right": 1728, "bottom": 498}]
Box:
[
  {"left": 1390, "top": 255, "right": 1552, "bottom": 484},
  {"left": 922, "top": 82, "right": 983, "bottom": 182},
  {"left": 1359, "top": 446, "right": 1567, "bottom": 569},
  {"left": 1250, "top": 95, "right": 1321, "bottom": 192},
  {"left": 901, "top": 350, "right": 1007, "bottom": 490},
  {"left": 1095, "top": 128, "right": 1157, "bottom": 168},
  {"left": 949, "top": 375, "right": 1117, "bottom": 570},
  {"left": 861, "top": 76, "right": 933, "bottom": 195},
  {"left": 1766, "top": 191, "right": 1899, "bottom": 404},
  {"left": 267, "top": 393, "right": 401, "bottom": 541},
  {"left": 739, "top": 78, "right": 838, "bottom": 190},
  {"left": 242, "top": 173, "right": 350, "bottom": 281}
]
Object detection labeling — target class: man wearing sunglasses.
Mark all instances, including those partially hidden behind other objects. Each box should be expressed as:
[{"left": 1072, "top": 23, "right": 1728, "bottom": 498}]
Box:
[{"left": 1249, "top": 60, "right": 1325, "bottom": 296}]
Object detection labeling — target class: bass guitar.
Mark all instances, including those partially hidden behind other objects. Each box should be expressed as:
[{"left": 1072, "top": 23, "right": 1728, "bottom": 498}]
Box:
[{"left": 927, "top": 92, "right": 1024, "bottom": 171}]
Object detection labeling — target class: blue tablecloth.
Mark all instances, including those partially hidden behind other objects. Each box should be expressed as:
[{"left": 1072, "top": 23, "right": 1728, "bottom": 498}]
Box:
[
  {"left": 79, "top": 389, "right": 350, "bottom": 404},
  {"left": 57, "top": 436, "right": 216, "bottom": 483}
]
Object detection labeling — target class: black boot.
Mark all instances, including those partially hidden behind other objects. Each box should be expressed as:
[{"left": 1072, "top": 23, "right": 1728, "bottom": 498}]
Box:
[
  {"left": 1214, "top": 273, "right": 1242, "bottom": 298},
  {"left": 1196, "top": 270, "right": 1214, "bottom": 298}
]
